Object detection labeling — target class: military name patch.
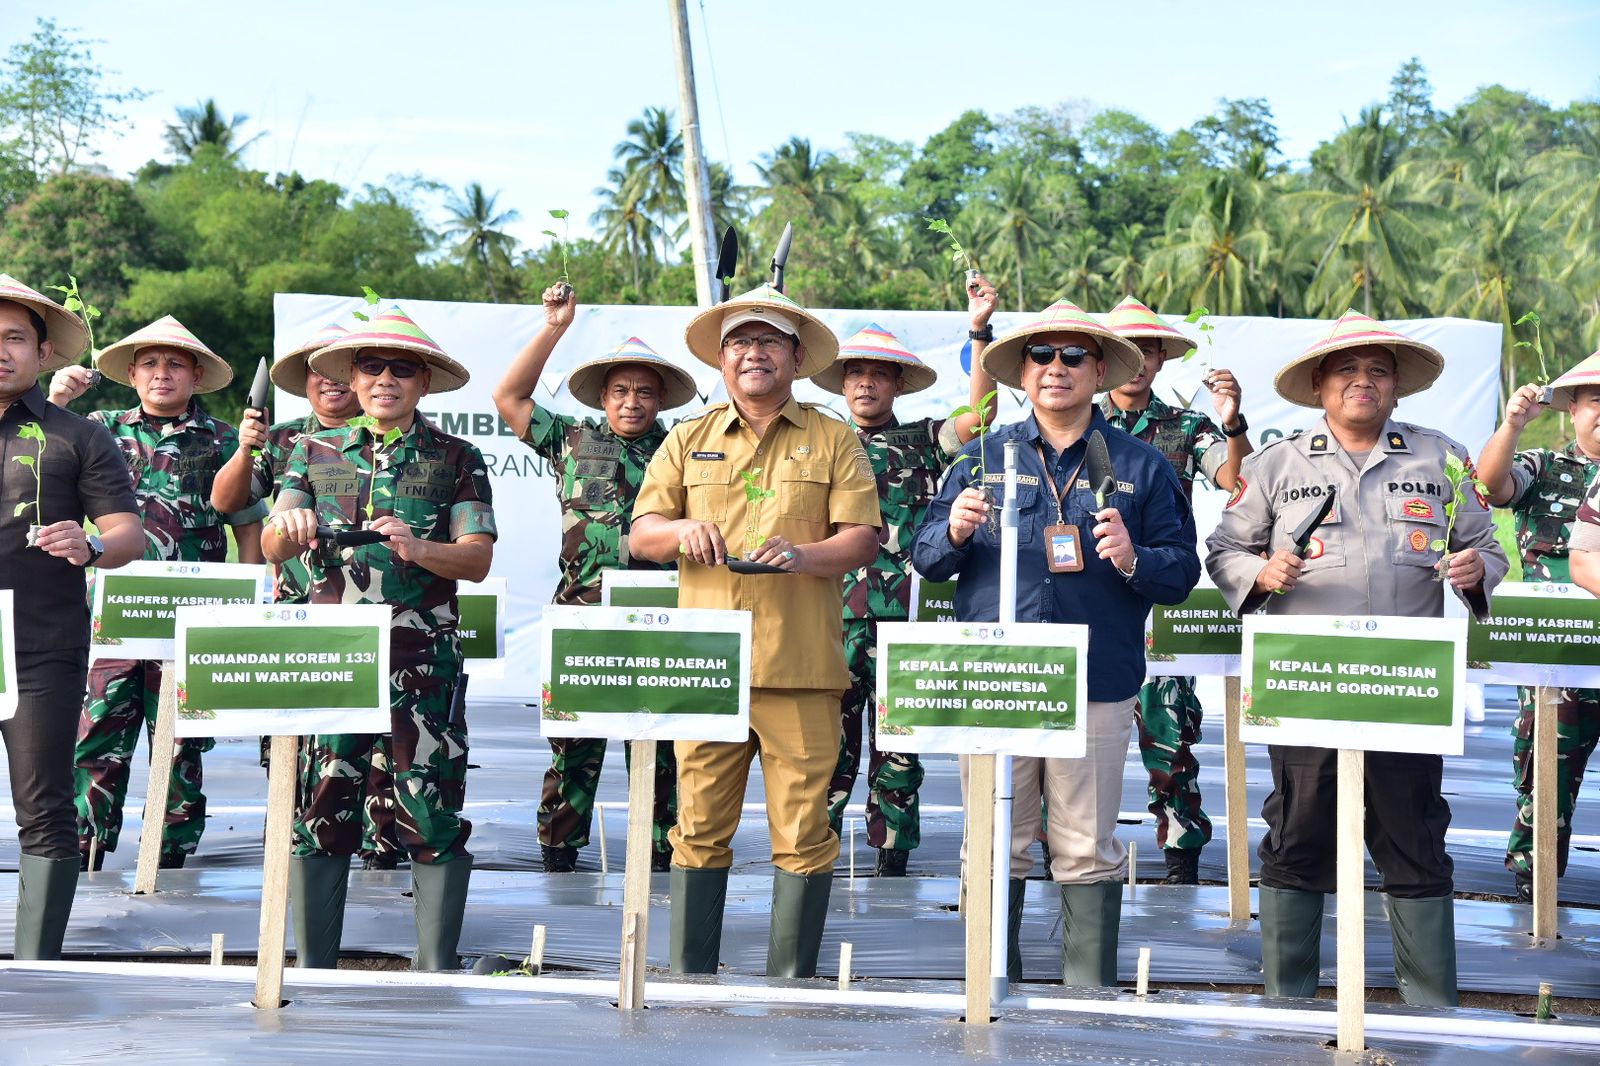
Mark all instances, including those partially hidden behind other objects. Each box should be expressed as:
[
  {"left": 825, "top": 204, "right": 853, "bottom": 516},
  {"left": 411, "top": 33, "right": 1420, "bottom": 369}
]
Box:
[
  {"left": 876, "top": 428, "right": 929, "bottom": 449},
  {"left": 1401, "top": 497, "right": 1435, "bottom": 519},
  {"left": 309, "top": 461, "right": 361, "bottom": 498},
  {"left": 691, "top": 451, "right": 725, "bottom": 461},
  {"left": 1226, "top": 477, "right": 1248, "bottom": 508},
  {"left": 576, "top": 441, "right": 622, "bottom": 461},
  {"left": 1280, "top": 483, "right": 1335, "bottom": 504},
  {"left": 1409, "top": 529, "right": 1429, "bottom": 552}
]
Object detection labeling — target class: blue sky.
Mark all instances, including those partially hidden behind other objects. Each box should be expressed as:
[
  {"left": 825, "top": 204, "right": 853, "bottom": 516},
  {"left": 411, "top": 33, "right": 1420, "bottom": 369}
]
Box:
[{"left": 6, "top": 1, "right": 1598, "bottom": 249}]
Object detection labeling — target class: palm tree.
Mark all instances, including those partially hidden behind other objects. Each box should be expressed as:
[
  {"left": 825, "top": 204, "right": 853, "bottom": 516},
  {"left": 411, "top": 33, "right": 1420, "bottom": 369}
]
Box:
[
  {"left": 613, "top": 107, "right": 684, "bottom": 263},
  {"left": 1143, "top": 161, "right": 1272, "bottom": 316},
  {"left": 164, "top": 99, "right": 264, "bottom": 161},
  {"left": 975, "top": 161, "right": 1052, "bottom": 311},
  {"left": 1053, "top": 230, "right": 1109, "bottom": 309},
  {"left": 592, "top": 168, "right": 658, "bottom": 292},
  {"left": 755, "top": 137, "right": 850, "bottom": 228},
  {"left": 442, "top": 183, "right": 520, "bottom": 302},
  {"left": 1098, "top": 223, "right": 1146, "bottom": 298}
]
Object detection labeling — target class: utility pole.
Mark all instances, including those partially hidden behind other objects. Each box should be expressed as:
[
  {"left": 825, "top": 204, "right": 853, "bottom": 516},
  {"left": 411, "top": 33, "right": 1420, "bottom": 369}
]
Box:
[{"left": 669, "top": 0, "right": 717, "bottom": 308}]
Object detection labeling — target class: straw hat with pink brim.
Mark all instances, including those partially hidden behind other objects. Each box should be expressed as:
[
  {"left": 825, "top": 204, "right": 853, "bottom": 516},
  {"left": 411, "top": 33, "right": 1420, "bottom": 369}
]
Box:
[
  {"left": 1106, "top": 295, "right": 1198, "bottom": 363},
  {"left": 812, "top": 322, "right": 938, "bottom": 395},
  {"left": 683, "top": 284, "right": 838, "bottom": 379},
  {"left": 1273, "top": 309, "right": 1443, "bottom": 408},
  {"left": 97, "top": 315, "right": 233, "bottom": 393},
  {"left": 1546, "top": 351, "right": 1600, "bottom": 412},
  {"left": 566, "top": 336, "right": 699, "bottom": 411},
  {"left": 270, "top": 321, "right": 352, "bottom": 398},
  {"left": 309, "top": 305, "right": 470, "bottom": 393},
  {"left": 980, "top": 299, "right": 1142, "bottom": 391}
]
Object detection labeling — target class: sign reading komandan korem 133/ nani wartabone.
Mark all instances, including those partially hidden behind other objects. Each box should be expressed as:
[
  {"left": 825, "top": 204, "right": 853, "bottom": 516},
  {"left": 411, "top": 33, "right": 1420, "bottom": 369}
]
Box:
[
  {"left": 1241, "top": 614, "right": 1467, "bottom": 755},
  {"left": 539, "top": 604, "right": 750, "bottom": 742},
  {"left": 91, "top": 561, "right": 269, "bottom": 660},
  {"left": 1466, "top": 581, "right": 1600, "bottom": 688},
  {"left": 172, "top": 603, "right": 392, "bottom": 738},
  {"left": 874, "top": 621, "right": 1088, "bottom": 757}
]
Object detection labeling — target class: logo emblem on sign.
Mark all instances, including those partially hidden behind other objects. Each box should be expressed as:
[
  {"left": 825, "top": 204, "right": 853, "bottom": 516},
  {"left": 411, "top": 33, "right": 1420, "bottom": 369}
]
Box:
[
  {"left": 1402, "top": 498, "right": 1435, "bottom": 519},
  {"left": 1226, "top": 477, "right": 1247, "bottom": 509},
  {"left": 1409, "top": 529, "right": 1429, "bottom": 552}
]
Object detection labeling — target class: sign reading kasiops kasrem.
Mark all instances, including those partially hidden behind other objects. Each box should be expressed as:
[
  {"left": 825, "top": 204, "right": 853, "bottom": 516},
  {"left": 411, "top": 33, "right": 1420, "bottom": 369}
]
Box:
[
  {"left": 1146, "top": 584, "right": 1241, "bottom": 676},
  {"left": 875, "top": 621, "right": 1088, "bottom": 757},
  {"left": 0, "top": 590, "right": 16, "bottom": 723},
  {"left": 1242, "top": 615, "right": 1466, "bottom": 755},
  {"left": 1467, "top": 581, "right": 1600, "bottom": 688},
  {"left": 600, "top": 569, "right": 679, "bottom": 609},
  {"left": 92, "top": 561, "right": 269, "bottom": 660},
  {"left": 539, "top": 604, "right": 750, "bottom": 742},
  {"left": 172, "top": 603, "right": 391, "bottom": 738}
]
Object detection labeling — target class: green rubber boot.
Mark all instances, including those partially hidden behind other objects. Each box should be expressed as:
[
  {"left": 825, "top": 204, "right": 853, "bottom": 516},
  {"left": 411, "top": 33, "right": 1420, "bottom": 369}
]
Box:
[
  {"left": 13, "top": 854, "right": 79, "bottom": 961},
  {"left": 1388, "top": 894, "right": 1459, "bottom": 1007},
  {"left": 670, "top": 865, "right": 729, "bottom": 974},
  {"left": 766, "top": 870, "right": 832, "bottom": 979},
  {"left": 1007, "top": 878, "right": 1025, "bottom": 984},
  {"left": 1059, "top": 881, "right": 1122, "bottom": 987},
  {"left": 289, "top": 854, "right": 350, "bottom": 969},
  {"left": 1258, "top": 885, "right": 1324, "bottom": 998},
  {"left": 411, "top": 856, "right": 472, "bottom": 972}
]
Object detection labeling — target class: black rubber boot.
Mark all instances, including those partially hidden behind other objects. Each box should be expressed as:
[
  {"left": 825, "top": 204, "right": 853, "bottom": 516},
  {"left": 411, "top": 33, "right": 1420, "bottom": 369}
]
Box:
[
  {"left": 78, "top": 848, "right": 105, "bottom": 873},
  {"left": 157, "top": 851, "right": 187, "bottom": 870},
  {"left": 1162, "top": 847, "right": 1201, "bottom": 885},
  {"left": 1007, "top": 878, "right": 1025, "bottom": 984},
  {"left": 13, "top": 854, "right": 79, "bottom": 960},
  {"left": 1389, "top": 894, "right": 1459, "bottom": 1007},
  {"left": 670, "top": 865, "right": 729, "bottom": 974},
  {"left": 767, "top": 870, "right": 833, "bottom": 979},
  {"left": 874, "top": 848, "right": 909, "bottom": 877},
  {"left": 412, "top": 857, "right": 472, "bottom": 972},
  {"left": 1059, "top": 881, "right": 1122, "bottom": 987},
  {"left": 289, "top": 854, "right": 350, "bottom": 969},
  {"left": 1258, "top": 885, "right": 1324, "bottom": 998},
  {"left": 541, "top": 844, "right": 578, "bottom": 873},
  {"left": 651, "top": 849, "right": 671, "bottom": 873},
  {"left": 362, "top": 852, "right": 402, "bottom": 871}
]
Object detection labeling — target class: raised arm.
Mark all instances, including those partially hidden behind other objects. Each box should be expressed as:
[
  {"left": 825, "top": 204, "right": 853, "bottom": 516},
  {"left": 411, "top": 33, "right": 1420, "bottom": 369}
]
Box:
[{"left": 492, "top": 285, "right": 578, "bottom": 440}]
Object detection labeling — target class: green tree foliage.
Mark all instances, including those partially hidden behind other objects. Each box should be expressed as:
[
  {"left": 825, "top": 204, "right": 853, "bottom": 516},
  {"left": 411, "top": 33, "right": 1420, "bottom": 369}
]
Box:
[{"left": 164, "top": 99, "right": 265, "bottom": 162}]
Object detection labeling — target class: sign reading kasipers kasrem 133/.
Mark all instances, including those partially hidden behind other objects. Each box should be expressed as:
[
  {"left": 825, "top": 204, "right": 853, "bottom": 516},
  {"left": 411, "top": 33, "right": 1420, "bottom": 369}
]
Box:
[
  {"left": 600, "top": 569, "right": 679, "bottom": 609},
  {"left": 1466, "top": 581, "right": 1600, "bottom": 688},
  {"left": 875, "top": 621, "right": 1088, "bottom": 758},
  {"left": 539, "top": 604, "right": 750, "bottom": 743},
  {"left": 1146, "top": 584, "right": 1241, "bottom": 677},
  {"left": 92, "top": 560, "right": 269, "bottom": 660},
  {"left": 0, "top": 590, "right": 17, "bottom": 723},
  {"left": 172, "top": 603, "right": 392, "bottom": 738},
  {"left": 1241, "top": 614, "right": 1467, "bottom": 756}
]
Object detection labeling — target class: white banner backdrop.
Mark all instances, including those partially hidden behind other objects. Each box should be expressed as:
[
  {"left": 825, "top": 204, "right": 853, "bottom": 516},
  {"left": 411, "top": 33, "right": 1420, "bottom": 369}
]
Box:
[{"left": 274, "top": 293, "right": 1502, "bottom": 698}]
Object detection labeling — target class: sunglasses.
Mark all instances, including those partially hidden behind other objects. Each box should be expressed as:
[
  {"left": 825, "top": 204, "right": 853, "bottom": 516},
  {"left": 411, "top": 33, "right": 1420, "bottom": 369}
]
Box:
[
  {"left": 1024, "top": 343, "right": 1098, "bottom": 368},
  {"left": 353, "top": 356, "right": 425, "bottom": 379}
]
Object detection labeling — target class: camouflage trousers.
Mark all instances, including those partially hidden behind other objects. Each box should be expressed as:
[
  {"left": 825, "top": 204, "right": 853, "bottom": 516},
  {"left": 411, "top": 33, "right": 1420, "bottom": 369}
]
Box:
[
  {"left": 1133, "top": 674, "right": 1212, "bottom": 850},
  {"left": 262, "top": 735, "right": 401, "bottom": 861},
  {"left": 292, "top": 666, "right": 470, "bottom": 865},
  {"left": 538, "top": 738, "right": 678, "bottom": 856},
  {"left": 1506, "top": 685, "right": 1600, "bottom": 875},
  {"left": 828, "top": 617, "right": 923, "bottom": 851},
  {"left": 74, "top": 659, "right": 214, "bottom": 859}
]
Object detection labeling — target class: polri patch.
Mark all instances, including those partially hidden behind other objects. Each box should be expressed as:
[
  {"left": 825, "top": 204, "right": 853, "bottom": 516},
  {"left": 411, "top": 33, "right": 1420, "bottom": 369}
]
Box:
[
  {"left": 1409, "top": 529, "right": 1429, "bottom": 552},
  {"left": 1402, "top": 497, "right": 1435, "bottom": 520}
]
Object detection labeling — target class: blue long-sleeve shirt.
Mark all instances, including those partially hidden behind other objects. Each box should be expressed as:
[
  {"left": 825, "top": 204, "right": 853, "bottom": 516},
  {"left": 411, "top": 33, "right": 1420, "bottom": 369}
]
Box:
[{"left": 911, "top": 410, "right": 1200, "bottom": 702}]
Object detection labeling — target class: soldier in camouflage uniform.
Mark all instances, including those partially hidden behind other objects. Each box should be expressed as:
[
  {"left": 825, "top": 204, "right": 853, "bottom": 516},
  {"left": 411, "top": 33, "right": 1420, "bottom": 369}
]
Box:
[
  {"left": 267, "top": 306, "right": 495, "bottom": 971},
  {"left": 811, "top": 286, "right": 997, "bottom": 876},
  {"left": 54, "top": 316, "right": 267, "bottom": 870},
  {"left": 1102, "top": 296, "right": 1253, "bottom": 884},
  {"left": 493, "top": 285, "right": 699, "bottom": 873},
  {"left": 1476, "top": 362, "right": 1600, "bottom": 901}
]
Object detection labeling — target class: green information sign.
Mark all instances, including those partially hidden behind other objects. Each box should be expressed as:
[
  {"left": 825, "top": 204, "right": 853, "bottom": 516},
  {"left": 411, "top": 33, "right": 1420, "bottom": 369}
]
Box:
[
  {"left": 1466, "top": 582, "right": 1600, "bottom": 686},
  {"left": 92, "top": 562, "right": 268, "bottom": 659},
  {"left": 458, "top": 593, "right": 500, "bottom": 660},
  {"left": 911, "top": 578, "right": 958, "bottom": 622},
  {"left": 182, "top": 625, "right": 383, "bottom": 713},
  {"left": 1149, "top": 587, "right": 1241, "bottom": 658},
  {"left": 547, "top": 628, "right": 740, "bottom": 718},
  {"left": 607, "top": 585, "right": 679, "bottom": 609}
]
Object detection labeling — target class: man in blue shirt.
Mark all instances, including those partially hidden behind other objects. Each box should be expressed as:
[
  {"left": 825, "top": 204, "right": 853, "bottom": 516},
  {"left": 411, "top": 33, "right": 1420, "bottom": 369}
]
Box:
[{"left": 912, "top": 299, "right": 1200, "bottom": 986}]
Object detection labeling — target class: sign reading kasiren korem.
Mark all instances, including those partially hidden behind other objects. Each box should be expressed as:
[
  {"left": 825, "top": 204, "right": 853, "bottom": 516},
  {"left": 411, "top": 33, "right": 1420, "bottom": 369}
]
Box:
[
  {"left": 1467, "top": 581, "right": 1600, "bottom": 687},
  {"left": 457, "top": 577, "right": 507, "bottom": 678},
  {"left": 600, "top": 569, "right": 679, "bottom": 609},
  {"left": 92, "top": 561, "right": 269, "bottom": 660},
  {"left": 0, "top": 590, "right": 17, "bottom": 723},
  {"left": 539, "top": 604, "right": 749, "bottom": 741},
  {"left": 172, "top": 603, "right": 391, "bottom": 738},
  {"left": 1146, "top": 582, "right": 1241, "bottom": 676},
  {"left": 1241, "top": 615, "right": 1466, "bottom": 755},
  {"left": 875, "top": 621, "right": 1087, "bottom": 757}
]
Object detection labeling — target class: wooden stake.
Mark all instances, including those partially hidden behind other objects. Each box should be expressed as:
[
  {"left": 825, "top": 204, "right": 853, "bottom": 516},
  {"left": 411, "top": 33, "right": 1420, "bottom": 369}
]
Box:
[
  {"left": 1223, "top": 675, "right": 1250, "bottom": 922},
  {"left": 1127, "top": 841, "right": 1137, "bottom": 894},
  {"left": 1136, "top": 946, "right": 1151, "bottom": 997},
  {"left": 597, "top": 803, "right": 609, "bottom": 875},
  {"left": 254, "top": 734, "right": 297, "bottom": 1009},
  {"left": 1532, "top": 686, "right": 1558, "bottom": 940},
  {"left": 849, "top": 819, "right": 857, "bottom": 886},
  {"left": 1336, "top": 749, "right": 1365, "bottom": 1053},
  {"left": 618, "top": 739, "right": 655, "bottom": 1010},
  {"left": 530, "top": 924, "right": 547, "bottom": 975},
  {"left": 211, "top": 933, "right": 225, "bottom": 967},
  {"left": 964, "top": 755, "right": 996, "bottom": 1025},
  {"left": 133, "top": 664, "right": 179, "bottom": 895},
  {"left": 838, "top": 942, "right": 853, "bottom": 992}
]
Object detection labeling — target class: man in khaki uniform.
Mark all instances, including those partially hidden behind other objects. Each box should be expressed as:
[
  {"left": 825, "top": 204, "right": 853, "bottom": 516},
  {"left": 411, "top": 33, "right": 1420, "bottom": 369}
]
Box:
[{"left": 631, "top": 284, "right": 880, "bottom": 978}]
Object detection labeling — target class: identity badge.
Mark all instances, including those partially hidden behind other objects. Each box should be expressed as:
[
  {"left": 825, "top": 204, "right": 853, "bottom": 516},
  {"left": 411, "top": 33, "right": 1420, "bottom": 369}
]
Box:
[{"left": 1043, "top": 523, "right": 1083, "bottom": 573}]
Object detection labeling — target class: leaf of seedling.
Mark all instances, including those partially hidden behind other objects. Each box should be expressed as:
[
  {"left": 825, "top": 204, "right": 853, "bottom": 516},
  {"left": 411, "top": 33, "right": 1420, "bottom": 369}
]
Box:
[
  {"left": 347, "top": 414, "right": 378, "bottom": 429},
  {"left": 362, "top": 285, "right": 381, "bottom": 305},
  {"left": 63, "top": 296, "right": 82, "bottom": 312},
  {"left": 549, "top": 209, "right": 569, "bottom": 220},
  {"left": 12, "top": 454, "right": 35, "bottom": 468},
  {"left": 1430, "top": 539, "right": 1446, "bottom": 552},
  {"left": 1182, "top": 307, "right": 1214, "bottom": 362},
  {"left": 14, "top": 501, "right": 29, "bottom": 517},
  {"left": 542, "top": 230, "right": 558, "bottom": 239},
  {"left": 949, "top": 405, "right": 974, "bottom": 419},
  {"left": 17, "top": 422, "right": 44, "bottom": 441}
]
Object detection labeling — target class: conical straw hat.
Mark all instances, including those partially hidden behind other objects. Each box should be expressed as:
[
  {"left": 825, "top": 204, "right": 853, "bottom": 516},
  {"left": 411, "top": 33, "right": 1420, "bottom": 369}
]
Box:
[
  {"left": 270, "top": 321, "right": 351, "bottom": 398},
  {"left": 0, "top": 274, "right": 90, "bottom": 372},
  {"left": 812, "top": 322, "right": 937, "bottom": 395},
  {"left": 566, "top": 336, "right": 699, "bottom": 411},
  {"left": 1274, "top": 309, "right": 1443, "bottom": 408},
  {"left": 683, "top": 284, "right": 838, "bottom": 378},
  {"left": 1106, "top": 295, "right": 1197, "bottom": 363},
  {"left": 309, "top": 305, "right": 470, "bottom": 393},
  {"left": 980, "top": 299, "right": 1142, "bottom": 390},
  {"left": 97, "top": 315, "right": 233, "bottom": 393}
]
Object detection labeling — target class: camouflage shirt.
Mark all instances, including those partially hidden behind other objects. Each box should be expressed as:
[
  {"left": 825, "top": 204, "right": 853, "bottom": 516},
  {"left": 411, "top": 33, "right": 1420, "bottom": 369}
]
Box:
[
  {"left": 520, "top": 408, "right": 669, "bottom": 606},
  {"left": 90, "top": 402, "right": 268, "bottom": 562},
  {"left": 1506, "top": 443, "right": 1600, "bottom": 581},
  {"left": 844, "top": 415, "right": 961, "bottom": 620},
  {"left": 276, "top": 417, "right": 498, "bottom": 669},
  {"left": 253, "top": 413, "right": 337, "bottom": 604},
  {"left": 1571, "top": 474, "right": 1600, "bottom": 554},
  {"left": 1099, "top": 395, "right": 1228, "bottom": 503}
]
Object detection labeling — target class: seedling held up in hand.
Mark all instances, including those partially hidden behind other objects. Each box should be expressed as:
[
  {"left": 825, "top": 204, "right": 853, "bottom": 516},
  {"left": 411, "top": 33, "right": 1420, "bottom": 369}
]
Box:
[
  {"left": 1429, "top": 453, "right": 1488, "bottom": 581},
  {"left": 1512, "top": 310, "right": 1555, "bottom": 404},
  {"left": 948, "top": 390, "right": 998, "bottom": 530},
  {"left": 925, "top": 217, "right": 974, "bottom": 273},
  {"left": 48, "top": 275, "right": 101, "bottom": 361},
  {"left": 13, "top": 421, "right": 47, "bottom": 544},
  {"left": 542, "top": 209, "right": 572, "bottom": 299},
  {"left": 345, "top": 414, "right": 404, "bottom": 526},
  {"left": 739, "top": 467, "right": 776, "bottom": 557},
  {"left": 352, "top": 285, "right": 382, "bottom": 323}
]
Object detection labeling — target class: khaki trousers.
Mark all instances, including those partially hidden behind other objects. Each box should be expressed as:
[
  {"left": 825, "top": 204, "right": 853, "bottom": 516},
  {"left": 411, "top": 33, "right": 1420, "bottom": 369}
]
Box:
[
  {"left": 671, "top": 688, "right": 843, "bottom": 874},
  {"left": 962, "top": 698, "right": 1136, "bottom": 884}
]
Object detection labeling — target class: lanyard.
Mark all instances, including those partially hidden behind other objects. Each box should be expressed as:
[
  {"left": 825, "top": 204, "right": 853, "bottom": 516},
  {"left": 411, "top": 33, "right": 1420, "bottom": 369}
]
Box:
[{"left": 1035, "top": 444, "right": 1089, "bottom": 525}]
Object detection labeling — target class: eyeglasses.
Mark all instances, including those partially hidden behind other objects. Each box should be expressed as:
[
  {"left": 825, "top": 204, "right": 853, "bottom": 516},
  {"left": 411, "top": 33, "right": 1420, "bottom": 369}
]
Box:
[
  {"left": 353, "top": 356, "right": 424, "bottom": 379},
  {"left": 723, "top": 333, "right": 792, "bottom": 355},
  {"left": 1024, "top": 344, "right": 1097, "bottom": 368}
]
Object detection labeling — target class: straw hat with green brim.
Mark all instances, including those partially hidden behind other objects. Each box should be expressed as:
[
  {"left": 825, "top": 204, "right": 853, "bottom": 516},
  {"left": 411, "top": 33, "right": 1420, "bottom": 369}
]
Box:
[
  {"left": 1106, "top": 295, "right": 1197, "bottom": 363},
  {"left": 812, "top": 322, "right": 938, "bottom": 396},
  {"left": 566, "top": 336, "right": 699, "bottom": 411},
  {"left": 1273, "top": 309, "right": 1443, "bottom": 409},
  {"left": 683, "top": 284, "right": 838, "bottom": 379},
  {"left": 97, "top": 315, "right": 233, "bottom": 393},
  {"left": 308, "top": 305, "right": 470, "bottom": 393},
  {"left": 270, "top": 321, "right": 351, "bottom": 398},
  {"left": 0, "top": 273, "right": 91, "bottom": 372},
  {"left": 1546, "top": 350, "right": 1600, "bottom": 412},
  {"left": 980, "top": 299, "right": 1142, "bottom": 391}
]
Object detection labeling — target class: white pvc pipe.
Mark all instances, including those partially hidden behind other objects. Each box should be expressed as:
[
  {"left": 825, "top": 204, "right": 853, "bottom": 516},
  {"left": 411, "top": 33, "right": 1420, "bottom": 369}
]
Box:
[{"left": 991, "top": 441, "right": 1021, "bottom": 1000}]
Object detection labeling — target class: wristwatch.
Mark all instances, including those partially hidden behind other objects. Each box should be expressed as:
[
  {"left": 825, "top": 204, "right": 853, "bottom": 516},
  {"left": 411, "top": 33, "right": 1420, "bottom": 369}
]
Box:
[
  {"left": 1117, "top": 553, "right": 1138, "bottom": 580},
  {"left": 81, "top": 534, "right": 105, "bottom": 568},
  {"left": 968, "top": 326, "right": 994, "bottom": 342},
  {"left": 1221, "top": 414, "right": 1249, "bottom": 439}
]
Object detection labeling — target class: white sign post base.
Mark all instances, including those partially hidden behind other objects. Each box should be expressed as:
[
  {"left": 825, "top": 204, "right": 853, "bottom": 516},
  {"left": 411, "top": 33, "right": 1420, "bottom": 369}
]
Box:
[
  {"left": 255, "top": 733, "right": 297, "bottom": 1009},
  {"left": 618, "top": 739, "right": 656, "bottom": 1011},
  {"left": 132, "top": 664, "right": 178, "bottom": 896},
  {"left": 1336, "top": 749, "right": 1365, "bottom": 1053}
]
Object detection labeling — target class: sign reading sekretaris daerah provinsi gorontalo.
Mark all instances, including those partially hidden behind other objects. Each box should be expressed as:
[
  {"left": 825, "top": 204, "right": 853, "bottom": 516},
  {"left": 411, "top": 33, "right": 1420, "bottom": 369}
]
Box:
[
  {"left": 539, "top": 604, "right": 750, "bottom": 742},
  {"left": 1146, "top": 582, "right": 1241, "bottom": 676},
  {"left": 1241, "top": 614, "right": 1467, "bottom": 755},
  {"left": 875, "top": 620, "right": 1088, "bottom": 758},
  {"left": 1466, "top": 581, "right": 1600, "bottom": 688},
  {"left": 92, "top": 560, "right": 269, "bottom": 660}
]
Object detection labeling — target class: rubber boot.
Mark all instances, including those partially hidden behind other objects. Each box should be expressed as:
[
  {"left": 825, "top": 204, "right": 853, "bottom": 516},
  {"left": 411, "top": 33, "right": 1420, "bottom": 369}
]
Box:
[
  {"left": 1007, "top": 878, "right": 1025, "bottom": 984},
  {"left": 13, "top": 854, "right": 79, "bottom": 960},
  {"left": 1059, "top": 881, "right": 1122, "bottom": 987},
  {"left": 1162, "top": 847, "right": 1201, "bottom": 885},
  {"left": 766, "top": 870, "right": 832, "bottom": 979},
  {"left": 1258, "top": 885, "right": 1324, "bottom": 998},
  {"left": 289, "top": 854, "right": 350, "bottom": 969},
  {"left": 670, "top": 865, "right": 729, "bottom": 974},
  {"left": 1388, "top": 894, "right": 1459, "bottom": 1007},
  {"left": 411, "top": 856, "right": 472, "bottom": 972}
]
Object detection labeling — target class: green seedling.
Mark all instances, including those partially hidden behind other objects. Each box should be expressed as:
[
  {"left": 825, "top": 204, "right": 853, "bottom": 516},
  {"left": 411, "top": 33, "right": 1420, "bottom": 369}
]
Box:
[
  {"left": 543, "top": 209, "right": 571, "bottom": 287},
  {"left": 1182, "top": 306, "right": 1215, "bottom": 364},
  {"left": 48, "top": 275, "right": 101, "bottom": 360},
  {"left": 346, "top": 414, "right": 404, "bottom": 525},
  {"left": 13, "top": 420, "right": 46, "bottom": 540},
  {"left": 1512, "top": 311, "right": 1555, "bottom": 406},
  {"left": 1429, "top": 452, "right": 1488, "bottom": 581},
  {"left": 925, "top": 217, "right": 974, "bottom": 273},
  {"left": 351, "top": 285, "right": 382, "bottom": 323},
  {"left": 949, "top": 390, "right": 998, "bottom": 525},
  {"left": 739, "top": 467, "right": 776, "bottom": 556}
]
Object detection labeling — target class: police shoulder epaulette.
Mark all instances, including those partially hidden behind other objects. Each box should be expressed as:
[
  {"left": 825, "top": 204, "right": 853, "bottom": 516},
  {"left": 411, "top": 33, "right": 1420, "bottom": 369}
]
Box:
[
  {"left": 800, "top": 401, "right": 849, "bottom": 422},
  {"left": 1256, "top": 430, "right": 1303, "bottom": 454}
]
